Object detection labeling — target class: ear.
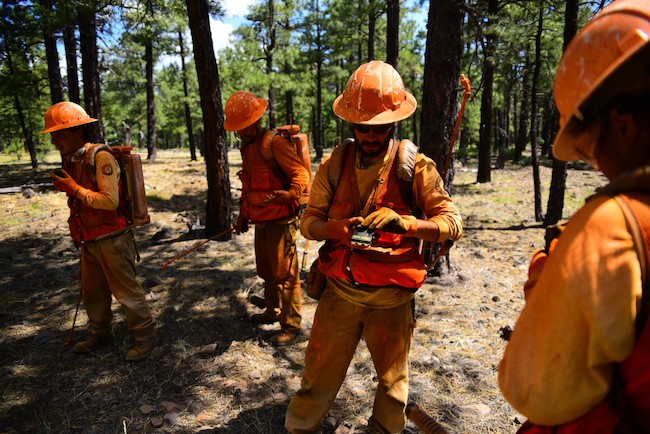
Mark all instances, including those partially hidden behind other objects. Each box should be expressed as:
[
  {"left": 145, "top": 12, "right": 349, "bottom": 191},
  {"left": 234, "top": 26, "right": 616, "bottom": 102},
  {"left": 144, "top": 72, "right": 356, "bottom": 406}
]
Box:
[{"left": 609, "top": 109, "right": 638, "bottom": 142}]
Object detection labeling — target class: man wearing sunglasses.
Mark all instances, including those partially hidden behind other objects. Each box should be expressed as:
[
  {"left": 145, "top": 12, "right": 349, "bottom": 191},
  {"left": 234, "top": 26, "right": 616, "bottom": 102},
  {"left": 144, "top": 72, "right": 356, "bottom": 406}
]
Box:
[{"left": 285, "top": 60, "right": 463, "bottom": 434}]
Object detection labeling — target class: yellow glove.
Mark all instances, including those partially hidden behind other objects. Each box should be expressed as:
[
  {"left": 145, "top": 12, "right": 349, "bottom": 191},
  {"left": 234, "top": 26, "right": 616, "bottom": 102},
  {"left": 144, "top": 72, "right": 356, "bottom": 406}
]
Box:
[
  {"left": 362, "top": 207, "right": 417, "bottom": 234},
  {"left": 51, "top": 169, "right": 81, "bottom": 197}
]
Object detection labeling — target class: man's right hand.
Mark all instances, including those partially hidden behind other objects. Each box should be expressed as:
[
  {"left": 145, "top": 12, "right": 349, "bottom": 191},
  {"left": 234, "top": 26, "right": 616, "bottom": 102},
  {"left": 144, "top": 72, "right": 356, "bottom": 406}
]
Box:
[
  {"left": 326, "top": 217, "right": 364, "bottom": 247},
  {"left": 51, "top": 169, "right": 81, "bottom": 197}
]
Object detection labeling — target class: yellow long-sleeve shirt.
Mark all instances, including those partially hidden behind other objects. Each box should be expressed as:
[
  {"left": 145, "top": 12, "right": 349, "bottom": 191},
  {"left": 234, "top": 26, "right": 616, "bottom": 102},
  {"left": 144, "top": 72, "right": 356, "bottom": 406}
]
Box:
[
  {"left": 71, "top": 144, "right": 121, "bottom": 211},
  {"left": 498, "top": 168, "right": 650, "bottom": 425},
  {"left": 301, "top": 140, "right": 463, "bottom": 308}
]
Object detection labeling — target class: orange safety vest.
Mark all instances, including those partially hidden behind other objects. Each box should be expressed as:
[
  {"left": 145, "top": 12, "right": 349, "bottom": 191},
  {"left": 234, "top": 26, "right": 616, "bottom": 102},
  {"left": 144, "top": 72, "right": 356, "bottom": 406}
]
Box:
[
  {"left": 239, "top": 130, "right": 297, "bottom": 223},
  {"left": 66, "top": 144, "right": 127, "bottom": 244},
  {"left": 518, "top": 193, "right": 650, "bottom": 434},
  {"left": 318, "top": 140, "right": 426, "bottom": 289}
]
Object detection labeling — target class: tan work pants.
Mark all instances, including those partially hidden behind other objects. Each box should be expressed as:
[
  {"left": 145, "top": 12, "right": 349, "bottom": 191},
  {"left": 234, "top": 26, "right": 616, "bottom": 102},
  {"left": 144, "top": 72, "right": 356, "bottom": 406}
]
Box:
[
  {"left": 254, "top": 218, "right": 302, "bottom": 332},
  {"left": 285, "top": 286, "right": 414, "bottom": 433},
  {"left": 80, "top": 232, "right": 154, "bottom": 337}
]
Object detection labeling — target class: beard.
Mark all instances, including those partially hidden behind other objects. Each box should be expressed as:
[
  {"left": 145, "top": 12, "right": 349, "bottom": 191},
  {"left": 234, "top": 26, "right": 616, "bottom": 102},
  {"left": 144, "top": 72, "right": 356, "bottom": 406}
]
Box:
[{"left": 354, "top": 135, "right": 390, "bottom": 161}]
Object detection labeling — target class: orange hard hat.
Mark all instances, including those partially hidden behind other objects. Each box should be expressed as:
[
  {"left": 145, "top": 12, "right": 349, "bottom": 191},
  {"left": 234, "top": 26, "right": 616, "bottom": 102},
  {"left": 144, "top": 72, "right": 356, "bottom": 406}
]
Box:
[
  {"left": 333, "top": 60, "right": 417, "bottom": 125},
  {"left": 552, "top": 0, "right": 650, "bottom": 162},
  {"left": 223, "top": 90, "right": 268, "bottom": 131},
  {"left": 41, "top": 101, "right": 98, "bottom": 134}
]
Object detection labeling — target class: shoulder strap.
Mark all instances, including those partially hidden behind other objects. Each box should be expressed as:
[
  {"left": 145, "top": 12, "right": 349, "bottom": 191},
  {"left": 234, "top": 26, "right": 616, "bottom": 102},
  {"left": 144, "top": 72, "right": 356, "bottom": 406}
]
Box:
[
  {"left": 396, "top": 139, "right": 418, "bottom": 214},
  {"left": 260, "top": 129, "right": 279, "bottom": 164},
  {"left": 260, "top": 129, "right": 289, "bottom": 180},
  {"left": 87, "top": 143, "right": 110, "bottom": 167},
  {"left": 327, "top": 138, "right": 353, "bottom": 190},
  {"left": 327, "top": 138, "right": 419, "bottom": 213},
  {"left": 614, "top": 194, "right": 650, "bottom": 335}
]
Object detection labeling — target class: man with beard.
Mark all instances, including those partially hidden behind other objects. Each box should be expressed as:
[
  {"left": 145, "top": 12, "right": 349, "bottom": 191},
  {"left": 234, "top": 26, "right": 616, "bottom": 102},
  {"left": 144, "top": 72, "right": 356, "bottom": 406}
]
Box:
[
  {"left": 224, "top": 90, "right": 309, "bottom": 345},
  {"left": 285, "top": 60, "right": 463, "bottom": 434}
]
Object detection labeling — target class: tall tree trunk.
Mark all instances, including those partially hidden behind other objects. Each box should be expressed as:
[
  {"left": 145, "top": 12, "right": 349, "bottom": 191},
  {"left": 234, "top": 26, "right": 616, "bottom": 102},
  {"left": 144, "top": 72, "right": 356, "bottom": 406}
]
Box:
[
  {"left": 420, "top": 0, "right": 463, "bottom": 188},
  {"left": 78, "top": 5, "right": 104, "bottom": 143},
  {"left": 544, "top": 0, "right": 578, "bottom": 227},
  {"left": 179, "top": 31, "right": 197, "bottom": 161},
  {"left": 63, "top": 23, "right": 80, "bottom": 104},
  {"left": 315, "top": 57, "right": 324, "bottom": 158},
  {"left": 477, "top": 0, "right": 498, "bottom": 183},
  {"left": 145, "top": 39, "right": 157, "bottom": 159},
  {"left": 4, "top": 42, "right": 38, "bottom": 168},
  {"left": 186, "top": 0, "right": 232, "bottom": 239},
  {"left": 40, "top": 0, "right": 65, "bottom": 104},
  {"left": 385, "top": 0, "right": 399, "bottom": 68},
  {"left": 313, "top": 0, "right": 324, "bottom": 159},
  {"left": 145, "top": 0, "right": 157, "bottom": 160},
  {"left": 284, "top": 58, "right": 295, "bottom": 126},
  {"left": 531, "top": 7, "right": 544, "bottom": 222},
  {"left": 267, "top": 0, "right": 276, "bottom": 128},
  {"left": 514, "top": 49, "right": 531, "bottom": 163},
  {"left": 367, "top": 0, "right": 376, "bottom": 61}
]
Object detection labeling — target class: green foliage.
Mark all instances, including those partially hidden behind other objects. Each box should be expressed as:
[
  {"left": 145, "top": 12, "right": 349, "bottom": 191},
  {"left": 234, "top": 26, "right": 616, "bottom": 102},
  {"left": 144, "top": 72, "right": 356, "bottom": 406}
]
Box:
[{"left": 0, "top": 0, "right": 616, "bottom": 164}]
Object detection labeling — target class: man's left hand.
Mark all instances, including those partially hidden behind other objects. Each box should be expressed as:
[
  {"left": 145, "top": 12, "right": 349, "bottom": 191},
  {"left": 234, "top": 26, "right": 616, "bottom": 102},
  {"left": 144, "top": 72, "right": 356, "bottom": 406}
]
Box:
[
  {"left": 362, "top": 207, "right": 416, "bottom": 234},
  {"left": 51, "top": 169, "right": 81, "bottom": 197},
  {"left": 264, "top": 190, "right": 295, "bottom": 205}
]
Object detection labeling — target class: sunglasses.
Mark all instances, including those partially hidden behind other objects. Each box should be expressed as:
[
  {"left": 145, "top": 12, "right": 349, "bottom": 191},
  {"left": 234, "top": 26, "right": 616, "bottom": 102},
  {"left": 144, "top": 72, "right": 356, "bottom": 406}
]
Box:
[{"left": 353, "top": 124, "right": 393, "bottom": 134}]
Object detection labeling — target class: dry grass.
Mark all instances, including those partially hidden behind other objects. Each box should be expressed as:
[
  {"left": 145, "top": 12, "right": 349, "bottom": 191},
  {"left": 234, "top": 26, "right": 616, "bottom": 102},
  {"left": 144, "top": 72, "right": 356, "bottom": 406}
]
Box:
[{"left": 0, "top": 148, "right": 606, "bottom": 434}]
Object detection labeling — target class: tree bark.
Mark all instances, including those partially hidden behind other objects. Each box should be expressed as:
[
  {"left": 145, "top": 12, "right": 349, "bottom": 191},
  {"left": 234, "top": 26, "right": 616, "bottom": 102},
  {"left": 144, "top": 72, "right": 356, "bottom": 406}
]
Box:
[
  {"left": 186, "top": 0, "right": 232, "bottom": 239},
  {"left": 179, "top": 30, "right": 197, "bottom": 161},
  {"left": 267, "top": 0, "right": 276, "bottom": 129},
  {"left": 78, "top": 4, "right": 104, "bottom": 143},
  {"left": 385, "top": 0, "right": 399, "bottom": 68},
  {"left": 4, "top": 41, "right": 38, "bottom": 168},
  {"left": 40, "top": 0, "right": 65, "bottom": 104},
  {"left": 145, "top": 0, "right": 157, "bottom": 160},
  {"left": 420, "top": 0, "right": 463, "bottom": 189},
  {"left": 477, "top": 0, "right": 498, "bottom": 183},
  {"left": 514, "top": 50, "right": 531, "bottom": 164},
  {"left": 63, "top": 23, "right": 80, "bottom": 104},
  {"left": 530, "top": 7, "right": 544, "bottom": 222},
  {"left": 544, "top": 0, "right": 578, "bottom": 227}
]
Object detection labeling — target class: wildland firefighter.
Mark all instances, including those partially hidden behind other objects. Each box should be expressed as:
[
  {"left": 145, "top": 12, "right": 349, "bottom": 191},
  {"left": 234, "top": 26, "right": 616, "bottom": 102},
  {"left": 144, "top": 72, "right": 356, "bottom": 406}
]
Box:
[
  {"left": 284, "top": 60, "right": 463, "bottom": 434},
  {"left": 499, "top": 0, "right": 650, "bottom": 431},
  {"left": 224, "top": 90, "right": 310, "bottom": 346},
  {"left": 43, "top": 101, "right": 155, "bottom": 362}
]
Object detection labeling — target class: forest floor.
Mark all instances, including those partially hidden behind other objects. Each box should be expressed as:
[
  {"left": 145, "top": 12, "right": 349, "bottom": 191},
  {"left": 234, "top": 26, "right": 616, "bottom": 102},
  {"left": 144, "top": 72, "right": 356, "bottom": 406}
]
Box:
[{"left": 0, "top": 147, "right": 606, "bottom": 434}]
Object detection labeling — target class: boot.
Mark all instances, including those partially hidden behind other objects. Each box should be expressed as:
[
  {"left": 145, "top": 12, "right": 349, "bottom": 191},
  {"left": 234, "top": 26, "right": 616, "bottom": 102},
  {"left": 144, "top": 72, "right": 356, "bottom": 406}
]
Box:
[
  {"left": 249, "top": 294, "right": 266, "bottom": 309},
  {"left": 250, "top": 310, "right": 279, "bottom": 324},
  {"left": 126, "top": 338, "right": 154, "bottom": 361},
  {"left": 126, "top": 326, "right": 155, "bottom": 362},
  {"left": 71, "top": 333, "right": 114, "bottom": 354},
  {"left": 271, "top": 329, "right": 300, "bottom": 346}
]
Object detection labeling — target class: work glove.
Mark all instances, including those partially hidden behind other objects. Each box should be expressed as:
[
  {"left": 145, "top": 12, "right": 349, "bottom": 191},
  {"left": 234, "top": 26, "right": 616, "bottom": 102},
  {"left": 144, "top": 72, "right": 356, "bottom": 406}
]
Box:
[
  {"left": 264, "top": 189, "right": 295, "bottom": 205},
  {"left": 233, "top": 213, "right": 249, "bottom": 234},
  {"left": 362, "top": 207, "right": 417, "bottom": 234},
  {"left": 326, "top": 217, "right": 363, "bottom": 247},
  {"left": 51, "top": 169, "right": 81, "bottom": 197}
]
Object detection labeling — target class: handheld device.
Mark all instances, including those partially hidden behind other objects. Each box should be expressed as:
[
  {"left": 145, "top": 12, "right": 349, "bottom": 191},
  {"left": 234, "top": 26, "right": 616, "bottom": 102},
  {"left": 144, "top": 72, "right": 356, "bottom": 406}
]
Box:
[{"left": 350, "top": 226, "right": 374, "bottom": 247}]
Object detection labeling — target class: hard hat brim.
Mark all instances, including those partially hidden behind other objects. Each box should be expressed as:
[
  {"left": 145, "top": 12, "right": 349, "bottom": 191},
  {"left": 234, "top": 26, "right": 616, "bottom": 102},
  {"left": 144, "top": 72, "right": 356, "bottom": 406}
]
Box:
[
  {"left": 552, "top": 41, "right": 650, "bottom": 162},
  {"left": 41, "top": 117, "right": 98, "bottom": 134},
  {"left": 332, "top": 91, "right": 417, "bottom": 125},
  {"left": 223, "top": 98, "right": 268, "bottom": 131}
]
